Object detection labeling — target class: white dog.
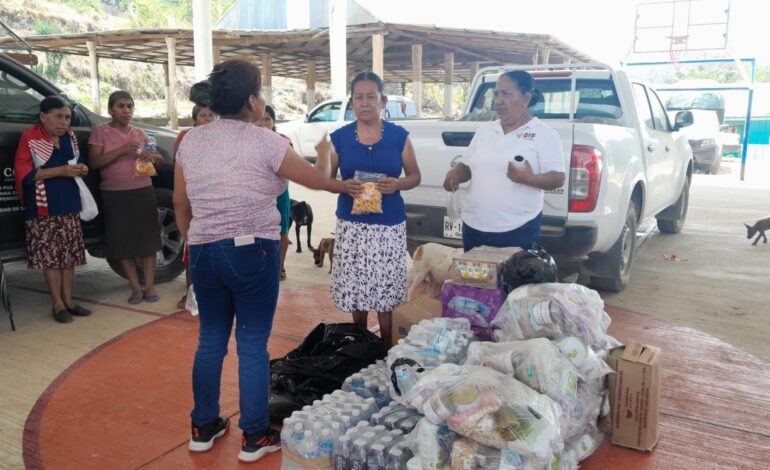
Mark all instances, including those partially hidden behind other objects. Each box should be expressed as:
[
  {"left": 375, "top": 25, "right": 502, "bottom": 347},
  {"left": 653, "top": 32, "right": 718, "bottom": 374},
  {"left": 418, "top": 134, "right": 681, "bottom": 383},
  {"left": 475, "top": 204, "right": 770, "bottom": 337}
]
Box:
[{"left": 406, "top": 243, "right": 463, "bottom": 300}]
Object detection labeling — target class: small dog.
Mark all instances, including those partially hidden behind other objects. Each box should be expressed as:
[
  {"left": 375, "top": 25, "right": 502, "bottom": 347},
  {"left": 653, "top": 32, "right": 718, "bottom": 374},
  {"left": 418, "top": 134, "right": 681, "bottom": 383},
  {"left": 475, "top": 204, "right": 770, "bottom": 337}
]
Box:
[
  {"left": 312, "top": 237, "right": 335, "bottom": 273},
  {"left": 745, "top": 217, "right": 770, "bottom": 245},
  {"left": 289, "top": 199, "right": 313, "bottom": 253},
  {"left": 406, "top": 243, "right": 464, "bottom": 301}
]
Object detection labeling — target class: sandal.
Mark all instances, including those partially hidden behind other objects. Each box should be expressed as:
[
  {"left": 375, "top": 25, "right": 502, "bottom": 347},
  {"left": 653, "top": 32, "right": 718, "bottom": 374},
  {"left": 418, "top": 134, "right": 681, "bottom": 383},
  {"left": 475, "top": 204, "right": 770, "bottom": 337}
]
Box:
[
  {"left": 176, "top": 295, "right": 187, "bottom": 310},
  {"left": 128, "top": 294, "right": 144, "bottom": 305},
  {"left": 280, "top": 269, "right": 287, "bottom": 281},
  {"left": 144, "top": 292, "right": 160, "bottom": 303},
  {"left": 53, "top": 309, "right": 73, "bottom": 324}
]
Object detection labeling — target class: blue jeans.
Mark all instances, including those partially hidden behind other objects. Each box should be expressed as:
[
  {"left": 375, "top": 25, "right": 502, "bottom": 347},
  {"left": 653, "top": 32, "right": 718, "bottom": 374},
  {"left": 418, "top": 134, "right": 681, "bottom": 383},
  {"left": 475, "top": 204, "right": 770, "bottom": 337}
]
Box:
[
  {"left": 188, "top": 237, "right": 279, "bottom": 435},
  {"left": 462, "top": 213, "right": 543, "bottom": 252}
]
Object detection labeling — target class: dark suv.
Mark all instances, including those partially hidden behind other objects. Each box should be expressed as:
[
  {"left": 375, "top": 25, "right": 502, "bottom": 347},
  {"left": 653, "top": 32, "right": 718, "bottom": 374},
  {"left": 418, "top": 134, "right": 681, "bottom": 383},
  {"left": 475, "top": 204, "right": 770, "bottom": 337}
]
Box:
[{"left": 0, "top": 52, "right": 184, "bottom": 282}]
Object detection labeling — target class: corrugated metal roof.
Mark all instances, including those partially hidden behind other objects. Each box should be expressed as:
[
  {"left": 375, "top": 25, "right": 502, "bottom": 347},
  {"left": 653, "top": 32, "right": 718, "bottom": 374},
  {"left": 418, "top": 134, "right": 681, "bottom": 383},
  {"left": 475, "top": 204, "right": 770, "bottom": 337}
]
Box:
[
  {"left": 216, "top": 0, "right": 378, "bottom": 30},
  {"left": 217, "top": 0, "right": 288, "bottom": 30}
]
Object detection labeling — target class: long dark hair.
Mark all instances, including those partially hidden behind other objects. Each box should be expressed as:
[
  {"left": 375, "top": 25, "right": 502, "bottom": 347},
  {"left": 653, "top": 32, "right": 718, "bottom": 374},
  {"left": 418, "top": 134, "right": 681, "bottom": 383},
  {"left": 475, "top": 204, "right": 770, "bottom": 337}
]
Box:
[
  {"left": 500, "top": 70, "right": 543, "bottom": 108},
  {"left": 189, "top": 59, "right": 262, "bottom": 116}
]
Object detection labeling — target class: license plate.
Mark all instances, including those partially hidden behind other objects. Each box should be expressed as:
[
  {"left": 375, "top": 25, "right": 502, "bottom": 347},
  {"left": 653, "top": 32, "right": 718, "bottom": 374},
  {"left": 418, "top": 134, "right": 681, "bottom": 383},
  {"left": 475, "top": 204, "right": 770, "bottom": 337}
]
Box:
[{"left": 443, "top": 216, "right": 463, "bottom": 239}]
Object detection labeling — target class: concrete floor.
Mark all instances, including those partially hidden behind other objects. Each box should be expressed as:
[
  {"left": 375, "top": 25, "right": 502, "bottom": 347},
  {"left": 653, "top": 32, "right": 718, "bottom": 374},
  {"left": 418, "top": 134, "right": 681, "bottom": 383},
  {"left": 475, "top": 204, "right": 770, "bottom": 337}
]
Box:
[{"left": 0, "top": 159, "right": 767, "bottom": 469}]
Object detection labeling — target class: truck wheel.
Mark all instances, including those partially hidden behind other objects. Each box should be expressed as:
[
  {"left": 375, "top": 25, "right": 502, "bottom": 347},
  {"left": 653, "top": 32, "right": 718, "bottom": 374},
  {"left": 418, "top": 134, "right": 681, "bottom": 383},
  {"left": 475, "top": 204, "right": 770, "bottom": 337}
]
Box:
[
  {"left": 656, "top": 179, "right": 689, "bottom": 234},
  {"left": 107, "top": 188, "right": 185, "bottom": 284},
  {"left": 591, "top": 201, "right": 638, "bottom": 292}
]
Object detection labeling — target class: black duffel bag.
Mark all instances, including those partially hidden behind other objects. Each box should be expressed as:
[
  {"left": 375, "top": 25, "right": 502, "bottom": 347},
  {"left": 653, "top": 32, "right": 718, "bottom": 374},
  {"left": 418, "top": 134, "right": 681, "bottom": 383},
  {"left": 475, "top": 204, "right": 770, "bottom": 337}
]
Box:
[{"left": 269, "top": 323, "right": 387, "bottom": 420}]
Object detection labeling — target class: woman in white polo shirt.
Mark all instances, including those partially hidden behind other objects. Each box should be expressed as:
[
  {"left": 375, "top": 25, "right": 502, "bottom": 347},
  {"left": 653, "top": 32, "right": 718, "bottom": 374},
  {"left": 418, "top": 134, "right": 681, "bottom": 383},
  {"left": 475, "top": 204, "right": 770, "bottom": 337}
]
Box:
[{"left": 443, "top": 70, "right": 566, "bottom": 251}]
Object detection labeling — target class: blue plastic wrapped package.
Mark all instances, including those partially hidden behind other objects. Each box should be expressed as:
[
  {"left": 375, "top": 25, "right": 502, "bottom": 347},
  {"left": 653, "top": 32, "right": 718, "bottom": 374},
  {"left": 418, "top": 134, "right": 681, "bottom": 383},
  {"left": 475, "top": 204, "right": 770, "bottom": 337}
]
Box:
[{"left": 441, "top": 281, "right": 506, "bottom": 340}]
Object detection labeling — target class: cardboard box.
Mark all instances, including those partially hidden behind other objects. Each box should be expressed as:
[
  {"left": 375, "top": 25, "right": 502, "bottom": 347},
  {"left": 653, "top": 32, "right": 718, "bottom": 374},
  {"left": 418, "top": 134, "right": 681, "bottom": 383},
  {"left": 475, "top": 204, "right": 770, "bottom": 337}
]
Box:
[
  {"left": 606, "top": 341, "right": 662, "bottom": 452},
  {"left": 450, "top": 246, "right": 521, "bottom": 289},
  {"left": 391, "top": 295, "right": 442, "bottom": 345}
]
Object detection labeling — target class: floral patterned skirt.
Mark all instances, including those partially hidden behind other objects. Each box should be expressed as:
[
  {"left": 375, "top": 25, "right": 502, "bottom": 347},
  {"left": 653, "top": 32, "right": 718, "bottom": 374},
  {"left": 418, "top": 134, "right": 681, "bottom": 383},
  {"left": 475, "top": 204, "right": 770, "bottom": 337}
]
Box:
[
  {"left": 330, "top": 219, "right": 406, "bottom": 313},
  {"left": 25, "top": 213, "right": 86, "bottom": 270}
]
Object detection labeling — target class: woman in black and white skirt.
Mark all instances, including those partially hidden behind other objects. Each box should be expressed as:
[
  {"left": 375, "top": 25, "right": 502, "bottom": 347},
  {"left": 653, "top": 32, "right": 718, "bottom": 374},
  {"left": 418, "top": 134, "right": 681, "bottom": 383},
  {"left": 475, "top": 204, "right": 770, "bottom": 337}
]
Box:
[{"left": 326, "top": 72, "right": 421, "bottom": 346}]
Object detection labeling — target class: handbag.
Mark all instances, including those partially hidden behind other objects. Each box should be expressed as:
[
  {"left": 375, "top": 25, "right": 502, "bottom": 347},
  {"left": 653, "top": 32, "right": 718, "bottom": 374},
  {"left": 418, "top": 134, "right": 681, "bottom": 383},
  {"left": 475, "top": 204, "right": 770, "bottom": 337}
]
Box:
[{"left": 68, "top": 157, "right": 99, "bottom": 221}]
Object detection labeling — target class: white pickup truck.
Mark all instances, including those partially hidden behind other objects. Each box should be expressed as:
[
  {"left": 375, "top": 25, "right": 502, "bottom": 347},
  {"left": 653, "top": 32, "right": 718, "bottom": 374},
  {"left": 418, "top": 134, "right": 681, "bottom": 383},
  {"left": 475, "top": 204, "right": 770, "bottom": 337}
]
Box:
[
  {"left": 401, "top": 63, "right": 694, "bottom": 291},
  {"left": 278, "top": 95, "right": 417, "bottom": 158}
]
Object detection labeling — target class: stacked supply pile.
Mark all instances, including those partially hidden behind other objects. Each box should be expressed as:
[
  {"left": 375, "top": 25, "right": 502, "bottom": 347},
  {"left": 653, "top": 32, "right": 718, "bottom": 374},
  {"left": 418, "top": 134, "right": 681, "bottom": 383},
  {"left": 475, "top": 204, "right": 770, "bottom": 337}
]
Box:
[{"left": 401, "top": 282, "right": 614, "bottom": 469}]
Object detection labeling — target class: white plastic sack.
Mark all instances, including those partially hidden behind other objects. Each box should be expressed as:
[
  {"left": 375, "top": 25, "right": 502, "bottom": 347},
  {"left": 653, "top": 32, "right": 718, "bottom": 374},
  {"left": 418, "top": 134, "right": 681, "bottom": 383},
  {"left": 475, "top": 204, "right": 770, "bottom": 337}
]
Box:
[
  {"left": 185, "top": 284, "right": 198, "bottom": 316},
  {"left": 68, "top": 157, "right": 98, "bottom": 221}
]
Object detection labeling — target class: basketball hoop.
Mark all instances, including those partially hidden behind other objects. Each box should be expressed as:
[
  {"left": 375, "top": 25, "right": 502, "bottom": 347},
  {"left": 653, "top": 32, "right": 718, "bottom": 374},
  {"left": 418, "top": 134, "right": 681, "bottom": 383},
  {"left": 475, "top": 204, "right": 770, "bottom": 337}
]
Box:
[{"left": 668, "top": 34, "right": 690, "bottom": 71}]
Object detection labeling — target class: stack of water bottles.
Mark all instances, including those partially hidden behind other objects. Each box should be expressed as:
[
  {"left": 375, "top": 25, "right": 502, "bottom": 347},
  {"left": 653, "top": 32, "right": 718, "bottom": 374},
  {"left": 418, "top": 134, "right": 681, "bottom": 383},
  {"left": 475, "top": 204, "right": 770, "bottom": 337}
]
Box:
[
  {"left": 281, "top": 390, "right": 379, "bottom": 470},
  {"left": 385, "top": 317, "right": 475, "bottom": 401},
  {"left": 332, "top": 420, "right": 415, "bottom": 470},
  {"left": 341, "top": 360, "right": 393, "bottom": 408},
  {"left": 370, "top": 402, "right": 422, "bottom": 434}
]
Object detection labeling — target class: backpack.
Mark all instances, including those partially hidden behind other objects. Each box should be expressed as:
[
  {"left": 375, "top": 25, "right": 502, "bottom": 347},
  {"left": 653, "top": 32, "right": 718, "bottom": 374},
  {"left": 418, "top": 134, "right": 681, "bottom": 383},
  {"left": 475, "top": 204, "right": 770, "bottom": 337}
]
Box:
[{"left": 269, "top": 323, "right": 387, "bottom": 420}]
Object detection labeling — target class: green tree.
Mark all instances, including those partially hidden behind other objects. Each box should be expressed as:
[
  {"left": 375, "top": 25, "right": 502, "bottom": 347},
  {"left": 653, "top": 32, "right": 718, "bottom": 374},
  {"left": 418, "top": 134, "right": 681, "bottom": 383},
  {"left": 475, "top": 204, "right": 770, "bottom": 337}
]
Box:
[{"left": 32, "top": 21, "right": 66, "bottom": 79}]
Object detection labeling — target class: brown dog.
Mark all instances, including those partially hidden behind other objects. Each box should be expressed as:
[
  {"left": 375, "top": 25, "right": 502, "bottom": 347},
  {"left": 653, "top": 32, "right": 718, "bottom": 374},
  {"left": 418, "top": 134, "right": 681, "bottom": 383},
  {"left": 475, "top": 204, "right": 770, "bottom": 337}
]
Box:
[{"left": 312, "top": 238, "right": 335, "bottom": 273}]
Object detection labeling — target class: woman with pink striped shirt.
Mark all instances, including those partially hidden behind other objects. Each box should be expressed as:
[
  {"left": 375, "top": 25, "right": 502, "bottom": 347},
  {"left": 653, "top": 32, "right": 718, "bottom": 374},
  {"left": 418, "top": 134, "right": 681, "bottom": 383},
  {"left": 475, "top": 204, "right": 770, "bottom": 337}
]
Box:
[{"left": 174, "top": 59, "right": 330, "bottom": 463}]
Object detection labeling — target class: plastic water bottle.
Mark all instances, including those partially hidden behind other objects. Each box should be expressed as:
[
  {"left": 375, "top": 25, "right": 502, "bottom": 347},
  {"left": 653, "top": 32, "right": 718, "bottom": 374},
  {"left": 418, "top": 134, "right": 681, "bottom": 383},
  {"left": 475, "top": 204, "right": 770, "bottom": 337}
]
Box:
[
  {"left": 349, "top": 439, "right": 369, "bottom": 470},
  {"left": 144, "top": 132, "right": 157, "bottom": 153},
  {"left": 319, "top": 428, "right": 334, "bottom": 459},
  {"left": 387, "top": 448, "right": 406, "bottom": 470},
  {"left": 367, "top": 443, "right": 387, "bottom": 470},
  {"left": 333, "top": 435, "right": 352, "bottom": 470},
  {"left": 298, "top": 430, "right": 319, "bottom": 459}
]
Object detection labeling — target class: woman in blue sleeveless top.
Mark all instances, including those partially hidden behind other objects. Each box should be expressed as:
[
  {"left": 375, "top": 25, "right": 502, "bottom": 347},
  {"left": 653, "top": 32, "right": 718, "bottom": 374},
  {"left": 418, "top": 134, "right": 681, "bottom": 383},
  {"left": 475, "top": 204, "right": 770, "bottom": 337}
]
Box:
[{"left": 327, "top": 72, "right": 421, "bottom": 346}]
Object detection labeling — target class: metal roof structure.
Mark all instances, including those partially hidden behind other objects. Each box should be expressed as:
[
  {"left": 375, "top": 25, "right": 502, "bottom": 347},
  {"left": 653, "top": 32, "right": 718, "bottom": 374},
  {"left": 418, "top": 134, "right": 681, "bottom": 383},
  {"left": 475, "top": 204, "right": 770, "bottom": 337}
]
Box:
[{"left": 0, "top": 22, "right": 594, "bottom": 83}]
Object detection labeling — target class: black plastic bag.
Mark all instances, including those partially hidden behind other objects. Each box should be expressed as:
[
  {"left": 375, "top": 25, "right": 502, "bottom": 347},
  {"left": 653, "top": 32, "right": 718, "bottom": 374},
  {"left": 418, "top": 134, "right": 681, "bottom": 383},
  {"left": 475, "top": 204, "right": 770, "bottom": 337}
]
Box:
[
  {"left": 499, "top": 245, "right": 558, "bottom": 293},
  {"left": 269, "top": 323, "right": 386, "bottom": 420}
]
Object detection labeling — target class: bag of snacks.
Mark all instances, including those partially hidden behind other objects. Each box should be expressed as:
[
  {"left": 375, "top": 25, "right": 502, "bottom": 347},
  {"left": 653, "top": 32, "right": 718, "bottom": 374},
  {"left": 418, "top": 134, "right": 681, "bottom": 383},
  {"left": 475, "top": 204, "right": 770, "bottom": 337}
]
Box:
[
  {"left": 135, "top": 158, "right": 157, "bottom": 177},
  {"left": 351, "top": 170, "right": 385, "bottom": 214}
]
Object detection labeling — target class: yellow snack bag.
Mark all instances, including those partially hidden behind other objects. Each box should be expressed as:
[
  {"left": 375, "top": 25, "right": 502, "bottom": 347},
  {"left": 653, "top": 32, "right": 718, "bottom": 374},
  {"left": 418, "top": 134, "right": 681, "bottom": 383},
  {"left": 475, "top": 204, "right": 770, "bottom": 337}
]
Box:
[
  {"left": 135, "top": 159, "right": 157, "bottom": 177},
  {"left": 351, "top": 171, "right": 385, "bottom": 214}
]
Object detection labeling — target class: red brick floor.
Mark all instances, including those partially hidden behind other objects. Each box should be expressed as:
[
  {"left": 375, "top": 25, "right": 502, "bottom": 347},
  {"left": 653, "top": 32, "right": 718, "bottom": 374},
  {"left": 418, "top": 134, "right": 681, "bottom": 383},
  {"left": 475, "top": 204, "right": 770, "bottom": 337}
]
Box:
[{"left": 22, "top": 285, "right": 770, "bottom": 469}]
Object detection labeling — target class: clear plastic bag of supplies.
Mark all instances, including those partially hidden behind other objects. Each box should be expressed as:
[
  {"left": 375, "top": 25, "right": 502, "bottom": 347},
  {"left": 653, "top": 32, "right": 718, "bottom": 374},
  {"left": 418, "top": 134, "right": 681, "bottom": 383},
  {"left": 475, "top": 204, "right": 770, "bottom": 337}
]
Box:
[
  {"left": 463, "top": 339, "right": 606, "bottom": 440},
  {"left": 185, "top": 284, "right": 198, "bottom": 316},
  {"left": 403, "top": 364, "right": 563, "bottom": 462},
  {"left": 492, "top": 283, "right": 611, "bottom": 351},
  {"left": 351, "top": 170, "right": 386, "bottom": 214},
  {"left": 387, "top": 318, "right": 474, "bottom": 400},
  {"left": 451, "top": 438, "right": 589, "bottom": 470}
]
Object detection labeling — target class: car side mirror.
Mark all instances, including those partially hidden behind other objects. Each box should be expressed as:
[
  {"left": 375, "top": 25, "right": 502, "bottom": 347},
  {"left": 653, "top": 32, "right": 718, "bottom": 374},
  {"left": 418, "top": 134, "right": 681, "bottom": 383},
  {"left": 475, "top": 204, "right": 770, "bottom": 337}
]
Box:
[
  {"left": 305, "top": 114, "right": 310, "bottom": 122},
  {"left": 674, "top": 110, "right": 694, "bottom": 131}
]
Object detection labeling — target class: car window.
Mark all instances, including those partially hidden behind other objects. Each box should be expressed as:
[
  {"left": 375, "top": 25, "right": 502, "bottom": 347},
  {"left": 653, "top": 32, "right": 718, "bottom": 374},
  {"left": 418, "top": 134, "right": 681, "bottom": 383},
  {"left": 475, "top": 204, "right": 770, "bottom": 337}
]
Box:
[
  {"left": 633, "top": 83, "right": 655, "bottom": 131},
  {"left": 384, "top": 100, "right": 415, "bottom": 119},
  {"left": 0, "top": 69, "right": 46, "bottom": 123},
  {"left": 309, "top": 102, "right": 340, "bottom": 122},
  {"left": 647, "top": 89, "right": 671, "bottom": 131},
  {"left": 464, "top": 78, "right": 623, "bottom": 120}
]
